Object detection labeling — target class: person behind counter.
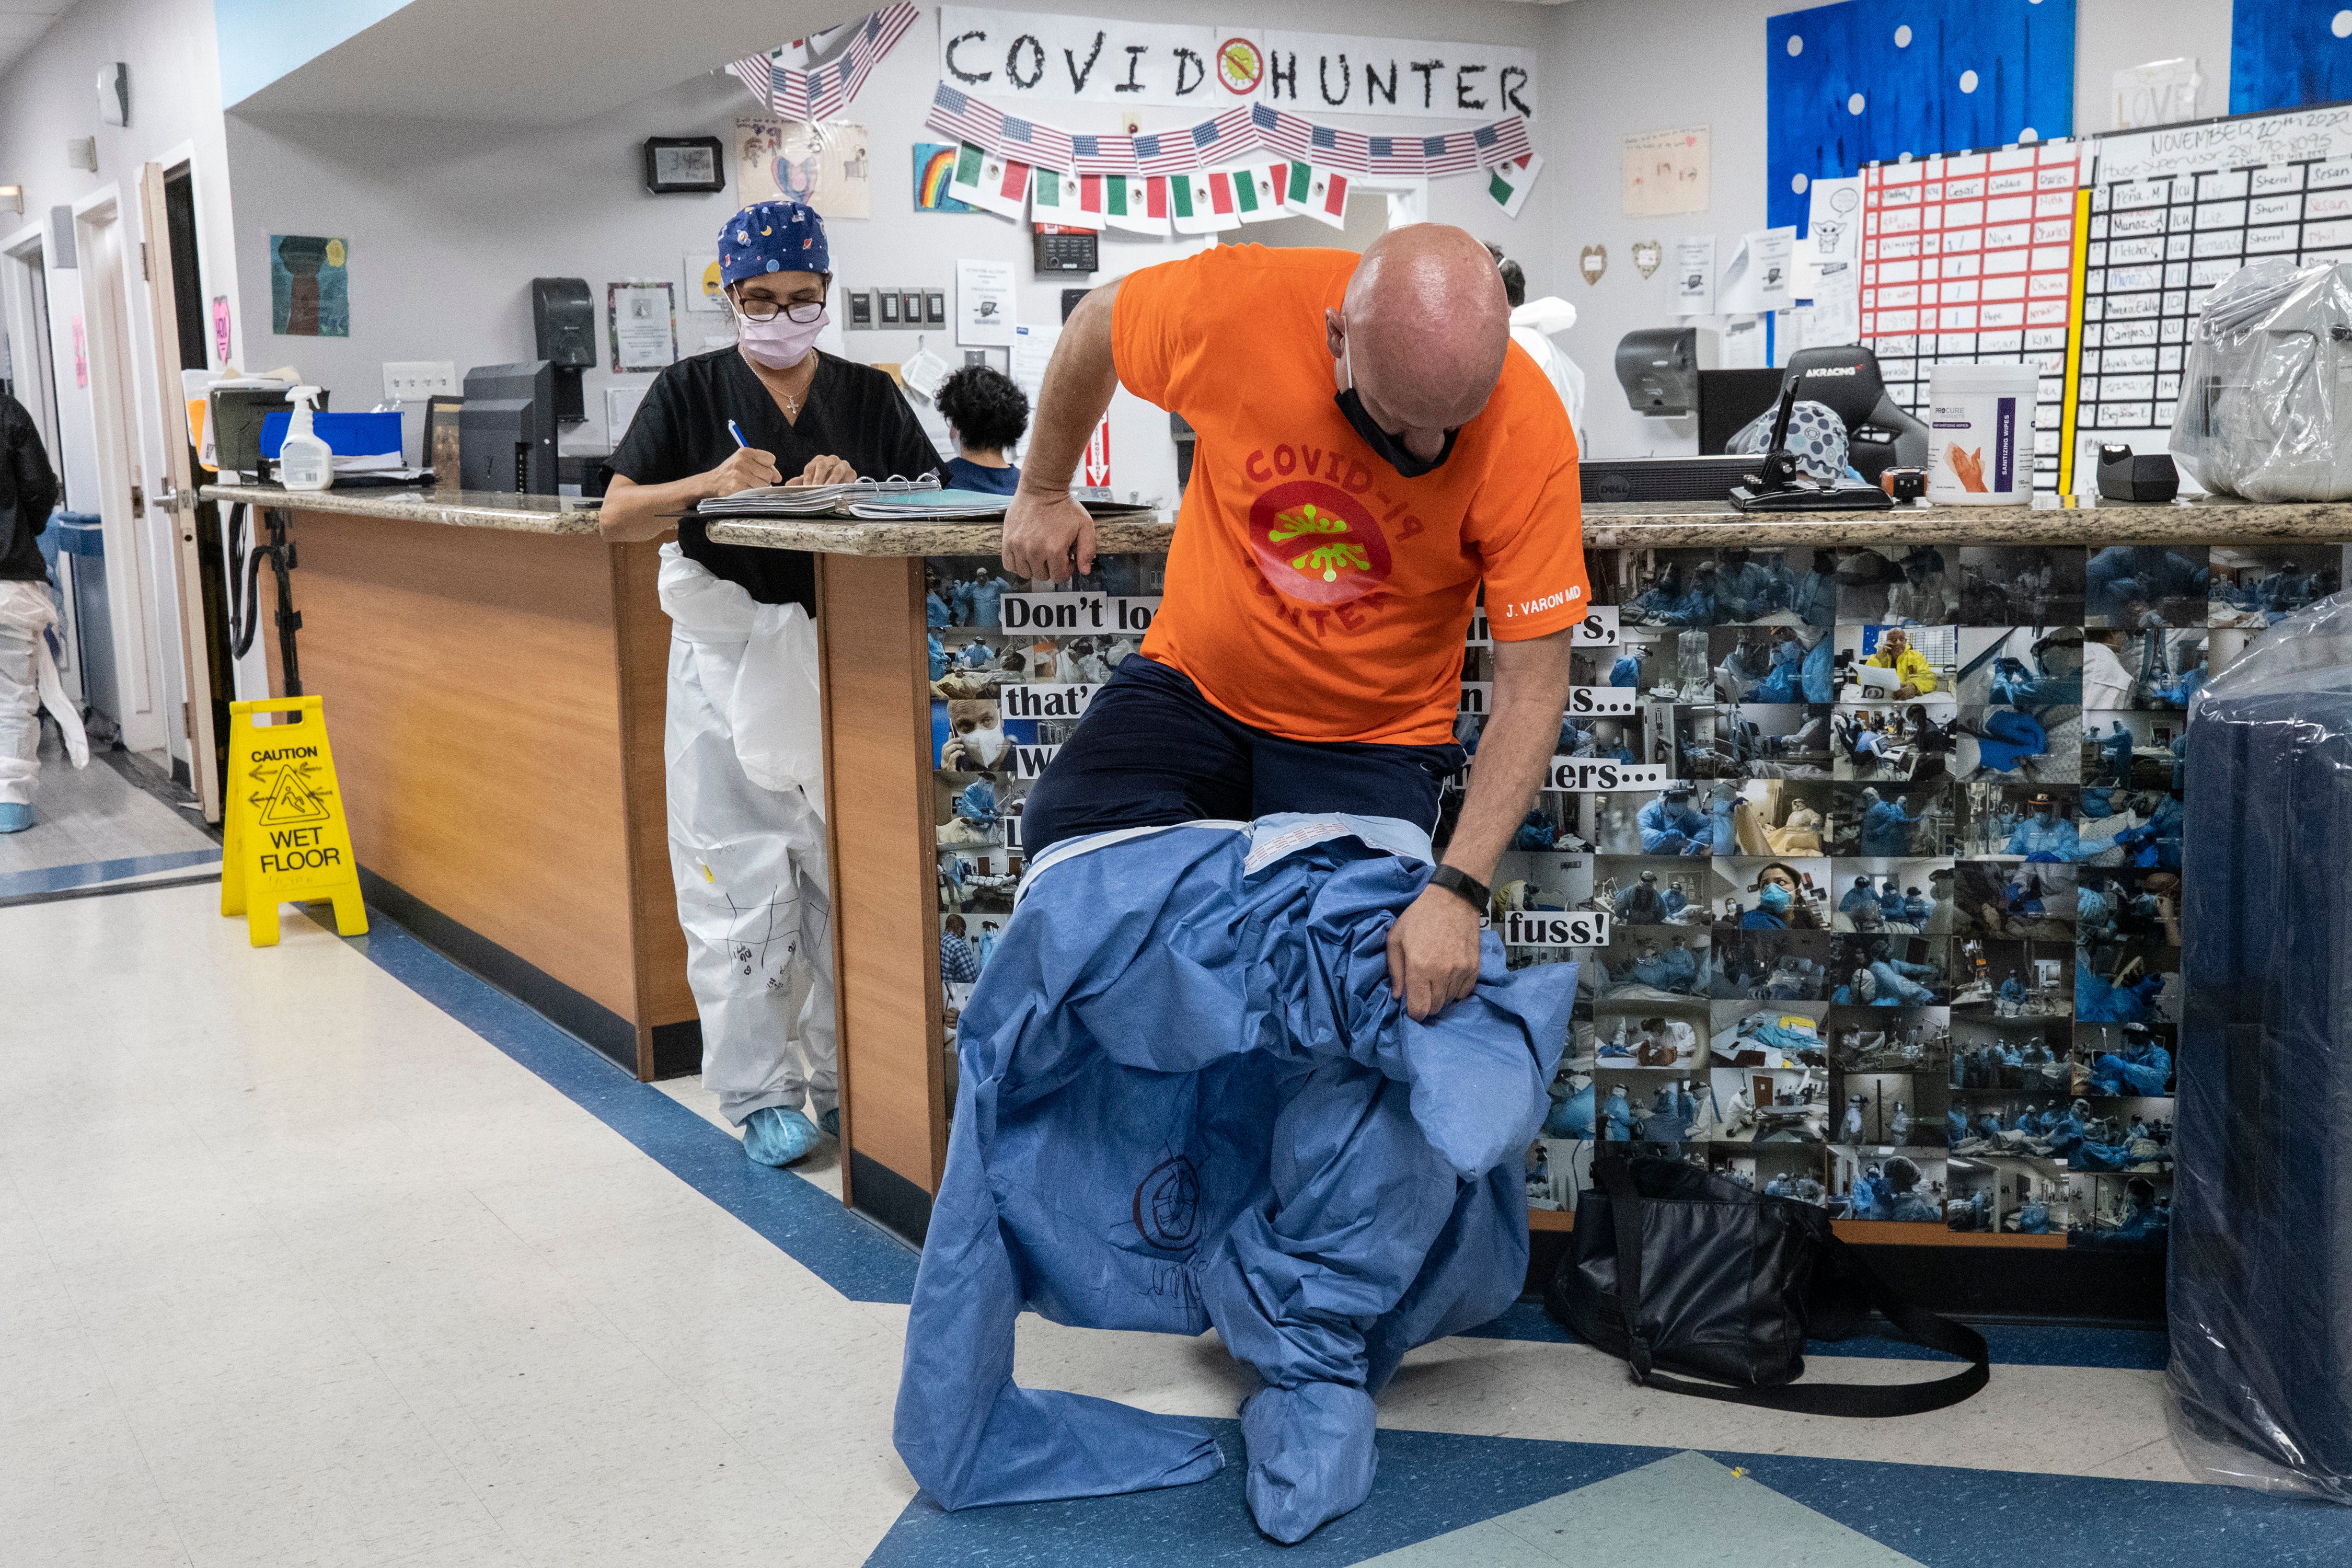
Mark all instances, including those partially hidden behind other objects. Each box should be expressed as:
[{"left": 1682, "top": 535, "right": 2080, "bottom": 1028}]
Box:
[
  {"left": 599, "top": 198, "right": 942, "bottom": 1171},
  {"left": 935, "top": 363, "right": 1029, "bottom": 495}
]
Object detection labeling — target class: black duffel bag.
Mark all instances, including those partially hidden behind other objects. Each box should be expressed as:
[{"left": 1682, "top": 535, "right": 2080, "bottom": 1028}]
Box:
[{"left": 1544, "top": 1154, "right": 1989, "bottom": 1416}]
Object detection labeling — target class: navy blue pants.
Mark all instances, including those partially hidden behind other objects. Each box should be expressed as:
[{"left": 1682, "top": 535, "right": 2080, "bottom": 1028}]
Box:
[{"left": 1020, "top": 656, "right": 1466, "bottom": 859}]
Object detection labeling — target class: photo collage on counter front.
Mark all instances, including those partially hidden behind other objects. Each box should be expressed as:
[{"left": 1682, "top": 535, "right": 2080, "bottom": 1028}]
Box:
[{"left": 926, "top": 541, "right": 2341, "bottom": 1249}]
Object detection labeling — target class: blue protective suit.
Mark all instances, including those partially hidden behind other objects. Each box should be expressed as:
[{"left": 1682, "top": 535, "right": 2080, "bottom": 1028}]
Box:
[
  {"left": 1614, "top": 884, "right": 1669, "bottom": 923},
  {"left": 1742, "top": 907, "right": 1793, "bottom": 930},
  {"left": 969, "top": 576, "right": 1007, "bottom": 628},
  {"left": 1839, "top": 886, "right": 1879, "bottom": 915},
  {"left": 2091, "top": 1044, "right": 2172, "bottom": 1097},
  {"left": 1542, "top": 1078, "right": 1595, "bottom": 1138},
  {"left": 1638, "top": 796, "right": 1711, "bottom": 856},
  {"left": 1786, "top": 567, "right": 1839, "bottom": 629},
  {"left": 1714, "top": 560, "right": 1781, "bottom": 621},
  {"left": 1802, "top": 636, "right": 1835, "bottom": 703},
  {"left": 1904, "top": 894, "right": 1934, "bottom": 924},
  {"left": 1609, "top": 653, "right": 1641, "bottom": 687},
  {"left": 927, "top": 591, "right": 952, "bottom": 629},
  {"left": 1749, "top": 640, "right": 1807, "bottom": 705},
  {"left": 1999, "top": 977, "right": 2025, "bottom": 1006},
  {"left": 1976, "top": 709, "right": 2048, "bottom": 772},
  {"left": 2002, "top": 815, "right": 2113, "bottom": 862},
  {"left": 895, "top": 815, "right": 1575, "bottom": 1539},
  {"left": 2118, "top": 795, "right": 2184, "bottom": 869},
  {"left": 1878, "top": 886, "right": 1907, "bottom": 918},
  {"left": 2079, "top": 971, "right": 2165, "bottom": 1023},
  {"left": 2154, "top": 666, "right": 2202, "bottom": 710},
  {"left": 1870, "top": 958, "right": 1938, "bottom": 1006},
  {"left": 1601, "top": 1089, "right": 1637, "bottom": 1141},
  {"left": 1656, "top": 946, "right": 1699, "bottom": 990},
  {"left": 2101, "top": 725, "right": 2136, "bottom": 783},
  {"left": 958, "top": 640, "right": 994, "bottom": 670},
  {"left": 1635, "top": 581, "right": 1713, "bottom": 627},
  {"left": 1709, "top": 794, "right": 1737, "bottom": 856},
  {"left": 1627, "top": 951, "right": 1676, "bottom": 988},
  {"left": 950, "top": 580, "right": 976, "bottom": 625},
  {"left": 955, "top": 778, "right": 999, "bottom": 824},
  {"left": 2171, "top": 734, "right": 2188, "bottom": 791},
  {"left": 2087, "top": 545, "right": 2207, "bottom": 619},
  {"left": 928, "top": 631, "right": 949, "bottom": 680},
  {"left": 1512, "top": 811, "right": 1556, "bottom": 851},
  {"left": 1859, "top": 799, "right": 1923, "bottom": 857}
]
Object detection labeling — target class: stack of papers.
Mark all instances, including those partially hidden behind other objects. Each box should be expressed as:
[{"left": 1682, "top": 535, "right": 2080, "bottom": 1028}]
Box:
[
  {"left": 841, "top": 488, "right": 1012, "bottom": 519},
  {"left": 696, "top": 476, "right": 941, "bottom": 516}
]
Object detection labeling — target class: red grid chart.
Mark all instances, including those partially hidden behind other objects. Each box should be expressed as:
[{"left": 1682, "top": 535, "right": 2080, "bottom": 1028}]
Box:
[{"left": 1860, "top": 143, "right": 2083, "bottom": 493}]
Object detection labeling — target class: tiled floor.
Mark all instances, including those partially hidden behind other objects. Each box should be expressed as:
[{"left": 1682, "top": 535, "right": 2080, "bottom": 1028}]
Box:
[
  {"left": 6, "top": 877, "right": 2347, "bottom": 1567},
  {"left": 0, "top": 730, "right": 220, "bottom": 900}
]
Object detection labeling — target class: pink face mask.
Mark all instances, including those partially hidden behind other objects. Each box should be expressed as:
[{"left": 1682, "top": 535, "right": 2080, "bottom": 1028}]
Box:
[{"left": 737, "top": 307, "right": 828, "bottom": 370}]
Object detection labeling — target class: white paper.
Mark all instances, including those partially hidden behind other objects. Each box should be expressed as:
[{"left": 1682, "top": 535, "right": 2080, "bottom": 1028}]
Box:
[
  {"left": 955, "top": 259, "right": 1016, "bottom": 347},
  {"left": 1010, "top": 322, "right": 1058, "bottom": 400},
  {"left": 1622, "top": 125, "right": 1709, "bottom": 217},
  {"left": 606, "top": 385, "right": 648, "bottom": 440},
  {"left": 1720, "top": 226, "right": 1795, "bottom": 315},
  {"left": 901, "top": 346, "right": 951, "bottom": 400},
  {"left": 2113, "top": 57, "right": 2201, "bottom": 131},
  {"left": 1672, "top": 235, "right": 1715, "bottom": 317},
  {"left": 1794, "top": 178, "right": 1862, "bottom": 346},
  {"left": 1719, "top": 314, "right": 1767, "bottom": 370},
  {"left": 607, "top": 282, "right": 677, "bottom": 373}
]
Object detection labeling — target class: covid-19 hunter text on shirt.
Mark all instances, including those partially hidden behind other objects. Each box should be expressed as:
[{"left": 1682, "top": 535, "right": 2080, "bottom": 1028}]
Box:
[{"left": 1113, "top": 245, "right": 1589, "bottom": 747}]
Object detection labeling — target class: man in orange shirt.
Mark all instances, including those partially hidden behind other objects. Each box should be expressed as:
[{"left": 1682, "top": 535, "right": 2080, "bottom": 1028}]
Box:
[{"left": 1008, "top": 226, "right": 1588, "bottom": 1023}]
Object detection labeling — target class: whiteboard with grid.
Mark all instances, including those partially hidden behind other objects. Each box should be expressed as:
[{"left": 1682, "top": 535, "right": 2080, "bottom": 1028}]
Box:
[
  {"left": 1858, "top": 142, "right": 2083, "bottom": 496},
  {"left": 2079, "top": 105, "right": 2352, "bottom": 485}
]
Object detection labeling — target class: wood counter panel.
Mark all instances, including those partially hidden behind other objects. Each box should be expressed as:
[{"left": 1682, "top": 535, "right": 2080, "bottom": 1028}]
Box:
[
  {"left": 818, "top": 552, "right": 947, "bottom": 1197},
  {"left": 609, "top": 538, "right": 696, "bottom": 1070},
  {"left": 283, "top": 510, "right": 639, "bottom": 1021}
]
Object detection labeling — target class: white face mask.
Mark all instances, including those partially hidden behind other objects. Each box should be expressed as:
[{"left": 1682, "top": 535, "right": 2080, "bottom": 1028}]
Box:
[{"left": 962, "top": 723, "right": 1007, "bottom": 765}]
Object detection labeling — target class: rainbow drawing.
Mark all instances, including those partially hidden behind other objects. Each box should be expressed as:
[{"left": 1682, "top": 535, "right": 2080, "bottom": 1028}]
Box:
[{"left": 915, "top": 143, "right": 976, "bottom": 213}]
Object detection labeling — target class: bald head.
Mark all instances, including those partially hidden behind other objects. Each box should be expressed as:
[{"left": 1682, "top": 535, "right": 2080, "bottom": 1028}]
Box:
[{"left": 1325, "top": 224, "right": 1509, "bottom": 458}]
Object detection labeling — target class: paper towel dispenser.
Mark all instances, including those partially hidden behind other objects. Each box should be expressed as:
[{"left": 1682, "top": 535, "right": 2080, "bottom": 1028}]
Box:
[{"left": 1616, "top": 327, "right": 1706, "bottom": 417}]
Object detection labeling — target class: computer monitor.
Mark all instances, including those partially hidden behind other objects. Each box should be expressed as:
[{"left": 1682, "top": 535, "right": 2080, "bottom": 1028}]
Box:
[
  {"left": 458, "top": 360, "right": 557, "bottom": 495},
  {"left": 1698, "top": 369, "right": 1786, "bottom": 454}
]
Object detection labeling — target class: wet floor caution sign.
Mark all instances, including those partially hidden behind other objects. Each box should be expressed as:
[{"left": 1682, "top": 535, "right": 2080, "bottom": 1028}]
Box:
[{"left": 220, "top": 696, "right": 367, "bottom": 947}]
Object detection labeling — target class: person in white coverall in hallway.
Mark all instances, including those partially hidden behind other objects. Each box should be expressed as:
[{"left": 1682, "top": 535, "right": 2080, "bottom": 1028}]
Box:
[{"left": 0, "top": 388, "right": 86, "bottom": 832}]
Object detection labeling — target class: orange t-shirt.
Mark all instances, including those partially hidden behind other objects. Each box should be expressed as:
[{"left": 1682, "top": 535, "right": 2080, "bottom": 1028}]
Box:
[{"left": 1113, "top": 244, "right": 1588, "bottom": 746}]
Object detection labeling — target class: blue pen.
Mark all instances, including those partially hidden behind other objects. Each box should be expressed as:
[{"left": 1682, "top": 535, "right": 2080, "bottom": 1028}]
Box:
[{"left": 727, "top": 419, "right": 748, "bottom": 448}]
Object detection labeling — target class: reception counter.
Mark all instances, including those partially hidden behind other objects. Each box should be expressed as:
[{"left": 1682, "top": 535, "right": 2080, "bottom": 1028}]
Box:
[{"left": 208, "top": 480, "right": 2347, "bottom": 1315}]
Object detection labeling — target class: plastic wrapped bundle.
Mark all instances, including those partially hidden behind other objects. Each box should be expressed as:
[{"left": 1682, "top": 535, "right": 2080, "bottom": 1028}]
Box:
[
  {"left": 2170, "top": 259, "right": 2352, "bottom": 501},
  {"left": 2170, "top": 591, "right": 2352, "bottom": 1497}
]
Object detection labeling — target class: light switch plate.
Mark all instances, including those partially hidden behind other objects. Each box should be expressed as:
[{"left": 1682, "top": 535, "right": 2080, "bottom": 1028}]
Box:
[{"left": 382, "top": 360, "right": 457, "bottom": 401}]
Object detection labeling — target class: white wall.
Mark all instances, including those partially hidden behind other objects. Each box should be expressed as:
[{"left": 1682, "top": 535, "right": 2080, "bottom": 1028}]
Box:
[
  {"left": 0, "top": 0, "right": 244, "bottom": 765},
  {"left": 221, "top": 0, "right": 1565, "bottom": 507},
  {"left": 1546, "top": 0, "right": 2240, "bottom": 464}
]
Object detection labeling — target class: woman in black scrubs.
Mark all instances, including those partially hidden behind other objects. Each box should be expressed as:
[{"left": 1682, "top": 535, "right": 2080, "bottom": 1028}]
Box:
[
  {"left": 602, "top": 199, "right": 940, "bottom": 1169},
  {"left": 601, "top": 197, "right": 941, "bottom": 606}
]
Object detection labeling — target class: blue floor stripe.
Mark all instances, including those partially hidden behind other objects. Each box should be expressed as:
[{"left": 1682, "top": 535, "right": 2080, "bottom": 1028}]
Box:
[
  {"left": 0, "top": 846, "right": 221, "bottom": 898},
  {"left": 345, "top": 912, "right": 919, "bottom": 1304}
]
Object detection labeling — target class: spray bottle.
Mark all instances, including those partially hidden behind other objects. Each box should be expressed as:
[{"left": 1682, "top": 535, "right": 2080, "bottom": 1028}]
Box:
[{"left": 278, "top": 385, "right": 332, "bottom": 491}]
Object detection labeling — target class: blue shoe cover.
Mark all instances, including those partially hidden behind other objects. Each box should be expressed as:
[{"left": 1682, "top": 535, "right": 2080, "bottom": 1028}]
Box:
[
  {"left": 742, "top": 1106, "right": 822, "bottom": 1166},
  {"left": 819, "top": 1105, "right": 840, "bottom": 1138},
  {"left": 1241, "top": 1382, "right": 1377, "bottom": 1544},
  {"left": 0, "top": 802, "right": 32, "bottom": 833}
]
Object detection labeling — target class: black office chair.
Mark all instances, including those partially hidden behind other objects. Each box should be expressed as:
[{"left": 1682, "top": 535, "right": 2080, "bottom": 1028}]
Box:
[{"left": 1778, "top": 347, "right": 1928, "bottom": 482}]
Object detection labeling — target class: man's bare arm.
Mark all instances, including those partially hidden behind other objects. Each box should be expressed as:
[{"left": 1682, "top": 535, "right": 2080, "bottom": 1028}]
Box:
[
  {"left": 1000, "top": 280, "right": 1121, "bottom": 581},
  {"left": 1385, "top": 627, "right": 1576, "bottom": 1020}
]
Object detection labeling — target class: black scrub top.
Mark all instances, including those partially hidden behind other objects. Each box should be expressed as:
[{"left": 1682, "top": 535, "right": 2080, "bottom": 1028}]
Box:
[{"left": 605, "top": 347, "right": 942, "bottom": 609}]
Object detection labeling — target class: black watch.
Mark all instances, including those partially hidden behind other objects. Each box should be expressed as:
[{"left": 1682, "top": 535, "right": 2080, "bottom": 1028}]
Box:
[{"left": 1427, "top": 864, "right": 1490, "bottom": 913}]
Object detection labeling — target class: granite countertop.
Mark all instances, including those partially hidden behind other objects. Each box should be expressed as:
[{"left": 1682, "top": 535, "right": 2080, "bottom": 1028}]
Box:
[
  {"left": 206, "top": 482, "right": 2352, "bottom": 554},
  {"left": 201, "top": 483, "right": 605, "bottom": 536}
]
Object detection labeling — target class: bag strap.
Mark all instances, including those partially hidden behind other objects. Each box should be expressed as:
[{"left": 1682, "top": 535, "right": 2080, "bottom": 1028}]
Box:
[{"left": 1594, "top": 1157, "right": 1990, "bottom": 1417}]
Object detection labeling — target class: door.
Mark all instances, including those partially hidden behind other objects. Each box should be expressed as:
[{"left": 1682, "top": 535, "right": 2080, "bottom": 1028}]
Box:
[
  {"left": 137, "top": 162, "right": 222, "bottom": 821},
  {"left": 75, "top": 199, "right": 170, "bottom": 757}
]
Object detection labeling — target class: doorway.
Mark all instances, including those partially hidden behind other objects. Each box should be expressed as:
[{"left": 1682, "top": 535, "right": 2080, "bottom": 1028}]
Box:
[
  {"left": 74, "top": 196, "right": 171, "bottom": 760},
  {"left": 2, "top": 232, "right": 63, "bottom": 480}
]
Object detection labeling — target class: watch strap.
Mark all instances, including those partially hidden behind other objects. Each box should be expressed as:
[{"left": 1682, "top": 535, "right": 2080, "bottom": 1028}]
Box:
[{"left": 1427, "top": 863, "right": 1490, "bottom": 913}]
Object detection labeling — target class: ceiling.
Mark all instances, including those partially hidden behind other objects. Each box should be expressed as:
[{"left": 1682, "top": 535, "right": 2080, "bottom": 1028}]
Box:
[
  {"left": 230, "top": 0, "right": 848, "bottom": 126},
  {"left": 0, "top": 0, "right": 74, "bottom": 85}
]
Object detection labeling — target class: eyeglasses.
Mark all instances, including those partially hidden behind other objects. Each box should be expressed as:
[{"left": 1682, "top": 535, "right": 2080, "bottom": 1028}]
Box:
[{"left": 732, "top": 295, "right": 825, "bottom": 324}]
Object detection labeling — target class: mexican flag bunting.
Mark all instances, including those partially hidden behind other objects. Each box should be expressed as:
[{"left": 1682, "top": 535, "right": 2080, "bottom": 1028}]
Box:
[
  {"left": 1284, "top": 162, "right": 1349, "bottom": 230},
  {"left": 1103, "top": 173, "right": 1170, "bottom": 237},
  {"left": 1484, "top": 152, "right": 1544, "bottom": 221},
  {"left": 1170, "top": 170, "right": 1241, "bottom": 235},
  {"left": 1232, "top": 162, "right": 1292, "bottom": 224},
  {"left": 1030, "top": 167, "right": 1104, "bottom": 230},
  {"left": 948, "top": 142, "right": 1031, "bottom": 220}
]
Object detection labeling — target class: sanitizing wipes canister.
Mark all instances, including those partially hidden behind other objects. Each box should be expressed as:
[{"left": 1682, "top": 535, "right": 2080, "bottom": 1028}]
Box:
[{"left": 1926, "top": 362, "right": 2038, "bottom": 505}]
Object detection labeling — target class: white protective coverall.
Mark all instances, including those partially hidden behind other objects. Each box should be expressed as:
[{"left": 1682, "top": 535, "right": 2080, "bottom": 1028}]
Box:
[
  {"left": 657, "top": 544, "right": 836, "bottom": 1124},
  {"left": 0, "top": 578, "right": 89, "bottom": 806},
  {"left": 1508, "top": 296, "right": 1588, "bottom": 447}
]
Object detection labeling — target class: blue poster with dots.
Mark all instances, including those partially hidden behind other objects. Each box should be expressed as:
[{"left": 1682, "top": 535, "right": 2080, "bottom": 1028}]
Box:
[
  {"left": 2232, "top": 0, "right": 2352, "bottom": 114},
  {"left": 1766, "top": 0, "right": 2076, "bottom": 233}
]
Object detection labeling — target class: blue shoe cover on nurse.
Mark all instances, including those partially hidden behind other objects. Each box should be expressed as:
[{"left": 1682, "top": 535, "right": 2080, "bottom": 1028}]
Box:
[
  {"left": 741, "top": 1105, "right": 822, "bottom": 1166},
  {"left": 0, "top": 801, "right": 30, "bottom": 832},
  {"left": 892, "top": 814, "right": 1576, "bottom": 1528}
]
